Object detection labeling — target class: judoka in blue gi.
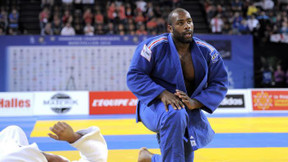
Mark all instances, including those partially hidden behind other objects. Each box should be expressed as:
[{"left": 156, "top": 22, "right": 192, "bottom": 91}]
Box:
[{"left": 127, "top": 8, "right": 228, "bottom": 162}]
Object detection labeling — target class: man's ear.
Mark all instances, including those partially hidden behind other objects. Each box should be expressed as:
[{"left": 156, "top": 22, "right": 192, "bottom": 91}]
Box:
[{"left": 167, "top": 25, "right": 173, "bottom": 33}]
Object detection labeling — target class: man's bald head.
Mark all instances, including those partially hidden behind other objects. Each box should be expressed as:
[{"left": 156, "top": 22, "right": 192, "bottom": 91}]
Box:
[{"left": 167, "top": 8, "right": 190, "bottom": 25}]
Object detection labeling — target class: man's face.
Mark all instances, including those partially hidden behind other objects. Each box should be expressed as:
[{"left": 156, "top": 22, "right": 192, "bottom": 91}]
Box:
[{"left": 169, "top": 11, "right": 194, "bottom": 43}]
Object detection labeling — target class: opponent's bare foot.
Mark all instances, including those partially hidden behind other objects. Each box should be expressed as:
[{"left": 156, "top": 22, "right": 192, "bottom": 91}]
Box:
[{"left": 138, "top": 147, "right": 153, "bottom": 162}]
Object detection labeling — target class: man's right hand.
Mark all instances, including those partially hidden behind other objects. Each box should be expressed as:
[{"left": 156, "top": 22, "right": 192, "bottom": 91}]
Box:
[{"left": 157, "top": 90, "right": 185, "bottom": 111}]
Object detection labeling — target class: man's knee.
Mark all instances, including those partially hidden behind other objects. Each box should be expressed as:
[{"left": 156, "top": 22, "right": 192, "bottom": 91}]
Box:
[
  {"left": 2, "top": 125, "right": 24, "bottom": 134},
  {"left": 164, "top": 108, "right": 188, "bottom": 127}
]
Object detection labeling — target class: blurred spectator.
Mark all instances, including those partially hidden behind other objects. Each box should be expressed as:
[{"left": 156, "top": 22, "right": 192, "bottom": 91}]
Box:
[
  {"left": 106, "top": 22, "right": 115, "bottom": 35},
  {"left": 286, "top": 69, "right": 288, "bottom": 86},
  {"left": 8, "top": 8, "right": 19, "bottom": 29},
  {"left": 280, "top": 21, "right": 288, "bottom": 33},
  {"left": 254, "top": 0, "right": 274, "bottom": 11},
  {"left": 0, "top": 7, "right": 8, "bottom": 30},
  {"left": 41, "top": 22, "right": 53, "bottom": 35},
  {"left": 95, "top": 24, "right": 104, "bottom": 35},
  {"left": 41, "top": 0, "right": 54, "bottom": 8},
  {"left": 127, "top": 23, "right": 135, "bottom": 35},
  {"left": 125, "top": 3, "right": 134, "bottom": 19},
  {"left": 261, "top": 65, "right": 273, "bottom": 87},
  {"left": 0, "top": 27, "right": 4, "bottom": 35},
  {"left": 145, "top": 2, "right": 154, "bottom": 20},
  {"left": 117, "top": 23, "right": 125, "bottom": 35},
  {"left": 247, "top": 14, "right": 260, "bottom": 33},
  {"left": 52, "top": 16, "right": 62, "bottom": 35},
  {"left": 156, "top": 17, "right": 166, "bottom": 33},
  {"left": 39, "top": 7, "right": 50, "bottom": 30},
  {"left": 82, "top": 0, "right": 94, "bottom": 5},
  {"left": 222, "top": 23, "right": 232, "bottom": 34},
  {"left": 231, "top": 0, "right": 243, "bottom": 12},
  {"left": 238, "top": 19, "right": 249, "bottom": 34},
  {"left": 62, "top": 0, "right": 73, "bottom": 9},
  {"left": 7, "top": 27, "right": 17, "bottom": 35},
  {"left": 62, "top": 9, "right": 73, "bottom": 25},
  {"left": 84, "top": 22, "right": 94, "bottom": 35},
  {"left": 135, "top": 0, "right": 147, "bottom": 12},
  {"left": 274, "top": 64, "right": 285, "bottom": 87},
  {"left": 210, "top": 14, "right": 224, "bottom": 34},
  {"left": 247, "top": 3, "right": 258, "bottom": 17},
  {"left": 232, "top": 12, "right": 243, "bottom": 34},
  {"left": 94, "top": 9, "right": 104, "bottom": 25},
  {"left": 117, "top": 4, "right": 126, "bottom": 23},
  {"left": 146, "top": 17, "right": 157, "bottom": 34},
  {"left": 83, "top": 8, "right": 93, "bottom": 24},
  {"left": 134, "top": 11, "right": 146, "bottom": 25},
  {"left": 136, "top": 24, "right": 147, "bottom": 35},
  {"left": 107, "top": 2, "right": 116, "bottom": 22},
  {"left": 61, "top": 23, "right": 75, "bottom": 35}
]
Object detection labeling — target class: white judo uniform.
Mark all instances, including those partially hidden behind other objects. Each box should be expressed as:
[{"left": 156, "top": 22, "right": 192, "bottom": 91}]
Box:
[{"left": 0, "top": 125, "right": 108, "bottom": 162}]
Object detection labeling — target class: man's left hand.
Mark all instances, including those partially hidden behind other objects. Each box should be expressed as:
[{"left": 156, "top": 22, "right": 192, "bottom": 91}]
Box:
[
  {"left": 48, "top": 121, "right": 82, "bottom": 143},
  {"left": 174, "top": 89, "right": 203, "bottom": 110}
]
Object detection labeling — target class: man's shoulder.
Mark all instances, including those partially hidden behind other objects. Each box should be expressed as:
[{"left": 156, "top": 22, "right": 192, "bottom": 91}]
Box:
[
  {"left": 142, "top": 33, "right": 169, "bottom": 51},
  {"left": 193, "top": 37, "right": 217, "bottom": 53}
]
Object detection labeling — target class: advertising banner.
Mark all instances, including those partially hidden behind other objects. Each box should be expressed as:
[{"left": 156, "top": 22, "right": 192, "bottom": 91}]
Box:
[
  {"left": 89, "top": 91, "right": 137, "bottom": 114},
  {"left": 252, "top": 90, "right": 288, "bottom": 111},
  {"left": 34, "top": 91, "right": 89, "bottom": 115},
  {"left": 0, "top": 92, "right": 34, "bottom": 116},
  {"left": 215, "top": 89, "right": 252, "bottom": 113}
]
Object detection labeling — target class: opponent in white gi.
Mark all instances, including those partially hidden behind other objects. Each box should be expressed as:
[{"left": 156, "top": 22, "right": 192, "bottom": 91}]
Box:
[{"left": 0, "top": 121, "right": 108, "bottom": 162}]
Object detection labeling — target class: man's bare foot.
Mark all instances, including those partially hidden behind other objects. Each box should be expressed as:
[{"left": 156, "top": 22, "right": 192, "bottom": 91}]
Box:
[{"left": 138, "top": 147, "right": 153, "bottom": 162}]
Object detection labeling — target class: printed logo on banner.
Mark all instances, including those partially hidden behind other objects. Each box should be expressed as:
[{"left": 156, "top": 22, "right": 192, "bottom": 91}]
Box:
[
  {"left": 0, "top": 93, "right": 34, "bottom": 116},
  {"left": 89, "top": 91, "right": 137, "bottom": 114},
  {"left": 219, "top": 94, "right": 245, "bottom": 108},
  {"left": 252, "top": 90, "right": 288, "bottom": 110},
  {"left": 43, "top": 93, "right": 78, "bottom": 114},
  {"left": 34, "top": 91, "right": 88, "bottom": 115}
]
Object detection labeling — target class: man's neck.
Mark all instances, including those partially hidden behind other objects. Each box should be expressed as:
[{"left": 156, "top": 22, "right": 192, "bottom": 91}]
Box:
[{"left": 172, "top": 37, "right": 191, "bottom": 56}]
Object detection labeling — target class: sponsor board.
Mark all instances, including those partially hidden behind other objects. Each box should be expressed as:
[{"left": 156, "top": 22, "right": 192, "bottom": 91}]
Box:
[
  {"left": 89, "top": 91, "right": 137, "bottom": 114},
  {"left": 215, "top": 89, "right": 252, "bottom": 113},
  {"left": 34, "top": 91, "right": 89, "bottom": 115},
  {"left": 252, "top": 90, "right": 288, "bottom": 111},
  {"left": 0, "top": 92, "right": 34, "bottom": 116}
]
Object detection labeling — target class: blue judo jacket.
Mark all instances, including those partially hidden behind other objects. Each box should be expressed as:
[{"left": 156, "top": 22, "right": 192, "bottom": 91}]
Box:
[{"left": 127, "top": 33, "right": 228, "bottom": 150}]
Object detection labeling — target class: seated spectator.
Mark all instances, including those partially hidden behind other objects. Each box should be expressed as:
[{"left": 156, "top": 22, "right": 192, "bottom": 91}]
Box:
[
  {"left": 117, "top": 4, "right": 126, "bottom": 23},
  {"left": 238, "top": 19, "right": 249, "bottom": 34},
  {"left": 261, "top": 65, "right": 273, "bottom": 87},
  {"left": 107, "top": 2, "right": 116, "bottom": 22},
  {"left": 116, "top": 23, "right": 125, "bottom": 35},
  {"left": 8, "top": 8, "right": 19, "bottom": 29},
  {"left": 0, "top": 27, "right": 4, "bottom": 35},
  {"left": 41, "top": 22, "right": 53, "bottom": 35},
  {"left": 247, "top": 3, "right": 258, "bottom": 17},
  {"left": 0, "top": 7, "right": 8, "bottom": 30},
  {"left": 95, "top": 24, "right": 105, "bottom": 35},
  {"left": 125, "top": 3, "right": 134, "bottom": 20},
  {"left": 52, "top": 16, "right": 62, "bottom": 35},
  {"left": 83, "top": 8, "right": 93, "bottom": 25},
  {"left": 7, "top": 27, "right": 17, "bottom": 35},
  {"left": 136, "top": 0, "right": 147, "bottom": 12},
  {"left": 280, "top": 21, "right": 288, "bottom": 33},
  {"left": 231, "top": 0, "right": 243, "bottom": 12},
  {"left": 61, "top": 22, "right": 75, "bottom": 35},
  {"left": 94, "top": 9, "right": 104, "bottom": 25},
  {"left": 232, "top": 12, "right": 243, "bottom": 34},
  {"left": 134, "top": 11, "right": 146, "bottom": 25},
  {"left": 136, "top": 24, "right": 147, "bottom": 35},
  {"left": 39, "top": 7, "right": 50, "bottom": 30},
  {"left": 62, "top": 10, "right": 73, "bottom": 25},
  {"left": 210, "top": 14, "right": 224, "bottom": 34},
  {"left": 106, "top": 22, "right": 115, "bottom": 35},
  {"left": 156, "top": 17, "right": 166, "bottom": 33},
  {"left": 247, "top": 14, "right": 260, "bottom": 33},
  {"left": 274, "top": 64, "right": 285, "bottom": 87},
  {"left": 84, "top": 22, "right": 94, "bottom": 35},
  {"left": 146, "top": 17, "right": 157, "bottom": 34}
]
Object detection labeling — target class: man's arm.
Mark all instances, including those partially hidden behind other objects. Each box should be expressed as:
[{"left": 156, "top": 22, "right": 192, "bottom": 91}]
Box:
[{"left": 48, "top": 121, "right": 82, "bottom": 143}]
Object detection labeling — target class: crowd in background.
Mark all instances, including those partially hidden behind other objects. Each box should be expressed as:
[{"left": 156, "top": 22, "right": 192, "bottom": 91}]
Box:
[
  {"left": 205, "top": 0, "right": 288, "bottom": 43},
  {"left": 39, "top": 0, "right": 181, "bottom": 36}
]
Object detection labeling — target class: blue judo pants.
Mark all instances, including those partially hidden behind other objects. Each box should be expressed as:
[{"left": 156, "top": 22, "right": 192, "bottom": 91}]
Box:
[{"left": 139, "top": 101, "right": 194, "bottom": 162}]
